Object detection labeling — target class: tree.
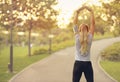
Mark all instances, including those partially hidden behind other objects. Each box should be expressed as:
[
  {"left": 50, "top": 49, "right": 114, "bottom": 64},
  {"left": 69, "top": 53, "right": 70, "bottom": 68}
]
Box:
[
  {"left": 0, "top": 0, "right": 58, "bottom": 56},
  {"left": 102, "top": 0, "right": 120, "bottom": 36},
  {"left": 0, "top": 0, "right": 58, "bottom": 72},
  {"left": 17, "top": 0, "right": 58, "bottom": 56},
  {"left": 0, "top": 0, "right": 23, "bottom": 72}
]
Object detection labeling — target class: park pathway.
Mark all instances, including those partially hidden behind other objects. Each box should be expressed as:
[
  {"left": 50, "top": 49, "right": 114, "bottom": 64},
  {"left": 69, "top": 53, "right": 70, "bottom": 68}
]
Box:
[{"left": 9, "top": 37, "right": 120, "bottom": 82}]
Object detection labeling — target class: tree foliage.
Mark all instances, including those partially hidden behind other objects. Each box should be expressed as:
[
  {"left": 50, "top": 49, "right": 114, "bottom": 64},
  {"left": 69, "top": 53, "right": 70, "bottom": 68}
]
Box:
[
  {"left": 102, "top": 0, "right": 120, "bottom": 36},
  {"left": 0, "top": 0, "right": 58, "bottom": 56},
  {"left": 0, "top": 0, "right": 58, "bottom": 30}
]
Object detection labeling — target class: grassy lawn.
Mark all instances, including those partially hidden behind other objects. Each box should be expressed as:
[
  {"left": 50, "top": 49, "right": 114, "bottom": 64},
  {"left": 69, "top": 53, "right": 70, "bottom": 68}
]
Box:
[
  {"left": 0, "top": 46, "right": 48, "bottom": 82},
  {"left": 93, "top": 32, "right": 114, "bottom": 40},
  {"left": 100, "top": 42, "right": 120, "bottom": 82},
  {"left": 100, "top": 61, "right": 120, "bottom": 82},
  {"left": 0, "top": 32, "right": 114, "bottom": 82},
  {"left": 0, "top": 39, "right": 75, "bottom": 82}
]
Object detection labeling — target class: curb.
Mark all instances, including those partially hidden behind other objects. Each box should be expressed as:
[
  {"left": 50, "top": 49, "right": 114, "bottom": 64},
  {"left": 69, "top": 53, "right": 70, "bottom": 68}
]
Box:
[
  {"left": 8, "top": 47, "right": 70, "bottom": 82},
  {"left": 98, "top": 55, "right": 118, "bottom": 82},
  {"left": 8, "top": 54, "right": 53, "bottom": 82}
]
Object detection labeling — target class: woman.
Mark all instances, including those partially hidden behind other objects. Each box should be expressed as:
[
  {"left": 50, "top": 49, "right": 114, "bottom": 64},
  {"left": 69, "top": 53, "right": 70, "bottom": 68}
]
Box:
[{"left": 72, "top": 6, "right": 95, "bottom": 82}]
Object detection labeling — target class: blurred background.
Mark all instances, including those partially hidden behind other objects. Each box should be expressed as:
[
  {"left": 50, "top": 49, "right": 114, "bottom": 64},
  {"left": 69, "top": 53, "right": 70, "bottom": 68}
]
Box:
[{"left": 0, "top": 0, "right": 120, "bottom": 82}]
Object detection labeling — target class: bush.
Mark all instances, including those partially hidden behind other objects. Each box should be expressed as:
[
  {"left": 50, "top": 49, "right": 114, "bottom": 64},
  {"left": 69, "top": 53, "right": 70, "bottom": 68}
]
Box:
[
  {"left": 101, "top": 42, "right": 120, "bottom": 61},
  {"left": 33, "top": 47, "right": 48, "bottom": 55},
  {"left": 33, "top": 40, "right": 74, "bottom": 55},
  {"left": 52, "top": 40, "right": 74, "bottom": 52},
  {"left": 113, "top": 27, "right": 120, "bottom": 37}
]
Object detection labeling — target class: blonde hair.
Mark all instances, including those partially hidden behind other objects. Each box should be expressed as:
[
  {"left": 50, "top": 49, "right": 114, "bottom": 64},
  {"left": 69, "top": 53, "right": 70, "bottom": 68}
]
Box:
[{"left": 79, "top": 24, "right": 89, "bottom": 56}]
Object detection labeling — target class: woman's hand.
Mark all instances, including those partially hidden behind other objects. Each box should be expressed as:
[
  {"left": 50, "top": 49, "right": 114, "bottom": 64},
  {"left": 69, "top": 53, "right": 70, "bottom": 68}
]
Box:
[
  {"left": 84, "top": 6, "right": 93, "bottom": 12},
  {"left": 76, "top": 6, "right": 86, "bottom": 13},
  {"left": 77, "top": 6, "right": 93, "bottom": 13}
]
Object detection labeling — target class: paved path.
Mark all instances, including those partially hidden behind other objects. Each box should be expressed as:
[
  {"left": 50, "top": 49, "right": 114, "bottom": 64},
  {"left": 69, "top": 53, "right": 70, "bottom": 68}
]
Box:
[{"left": 9, "top": 37, "right": 120, "bottom": 82}]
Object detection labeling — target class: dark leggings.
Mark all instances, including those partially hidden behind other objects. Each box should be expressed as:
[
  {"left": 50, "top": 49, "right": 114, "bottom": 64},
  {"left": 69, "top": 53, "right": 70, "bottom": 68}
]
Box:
[{"left": 72, "top": 61, "right": 94, "bottom": 82}]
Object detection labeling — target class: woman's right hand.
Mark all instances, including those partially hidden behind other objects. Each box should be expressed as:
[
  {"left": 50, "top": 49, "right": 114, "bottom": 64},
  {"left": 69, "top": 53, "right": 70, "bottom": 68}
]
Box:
[
  {"left": 77, "top": 6, "right": 93, "bottom": 13},
  {"left": 84, "top": 6, "right": 93, "bottom": 12},
  {"left": 76, "top": 6, "right": 86, "bottom": 13}
]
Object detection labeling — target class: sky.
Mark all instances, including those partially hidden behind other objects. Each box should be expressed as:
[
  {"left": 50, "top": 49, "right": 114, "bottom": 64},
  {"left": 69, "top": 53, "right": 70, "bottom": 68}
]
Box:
[{"left": 55, "top": 0, "right": 112, "bottom": 28}]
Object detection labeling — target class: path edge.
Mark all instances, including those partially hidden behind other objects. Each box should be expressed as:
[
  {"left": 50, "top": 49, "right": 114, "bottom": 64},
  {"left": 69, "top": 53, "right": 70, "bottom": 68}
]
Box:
[
  {"left": 8, "top": 54, "right": 53, "bottom": 82},
  {"left": 98, "top": 55, "right": 118, "bottom": 82}
]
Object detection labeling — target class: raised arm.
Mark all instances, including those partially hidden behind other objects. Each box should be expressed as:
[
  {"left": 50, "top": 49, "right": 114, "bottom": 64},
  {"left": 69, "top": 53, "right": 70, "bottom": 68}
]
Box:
[
  {"left": 84, "top": 6, "right": 95, "bottom": 35},
  {"left": 73, "top": 7, "right": 86, "bottom": 35},
  {"left": 90, "top": 11, "right": 95, "bottom": 35},
  {"left": 73, "top": 11, "right": 79, "bottom": 25},
  {"left": 73, "top": 6, "right": 95, "bottom": 35},
  {"left": 73, "top": 7, "right": 86, "bottom": 25}
]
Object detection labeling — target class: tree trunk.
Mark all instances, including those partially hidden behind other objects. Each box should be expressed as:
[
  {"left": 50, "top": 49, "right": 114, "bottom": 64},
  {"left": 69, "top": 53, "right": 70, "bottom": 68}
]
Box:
[
  {"left": 28, "top": 28, "right": 31, "bottom": 56},
  {"left": 9, "top": 25, "right": 13, "bottom": 73},
  {"left": 28, "top": 21, "right": 32, "bottom": 56}
]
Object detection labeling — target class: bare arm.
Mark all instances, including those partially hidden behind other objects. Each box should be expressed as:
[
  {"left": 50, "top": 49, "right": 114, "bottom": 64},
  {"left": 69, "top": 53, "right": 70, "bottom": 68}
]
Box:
[
  {"left": 73, "top": 7, "right": 86, "bottom": 35},
  {"left": 73, "top": 11, "right": 79, "bottom": 25},
  {"left": 84, "top": 6, "right": 95, "bottom": 35},
  {"left": 90, "top": 11, "right": 95, "bottom": 35},
  {"left": 73, "top": 11, "right": 79, "bottom": 35},
  {"left": 73, "top": 7, "right": 86, "bottom": 25},
  {"left": 73, "top": 6, "right": 95, "bottom": 35}
]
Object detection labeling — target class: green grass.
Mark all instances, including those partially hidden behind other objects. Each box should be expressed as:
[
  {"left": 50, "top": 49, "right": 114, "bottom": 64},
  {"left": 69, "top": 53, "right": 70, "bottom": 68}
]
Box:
[
  {"left": 100, "top": 42, "right": 120, "bottom": 82},
  {"left": 100, "top": 61, "right": 120, "bottom": 82},
  {"left": 101, "top": 42, "right": 120, "bottom": 61},
  {"left": 94, "top": 32, "right": 114, "bottom": 40},
  {"left": 0, "top": 40, "right": 75, "bottom": 82},
  {"left": 0, "top": 46, "right": 48, "bottom": 82}
]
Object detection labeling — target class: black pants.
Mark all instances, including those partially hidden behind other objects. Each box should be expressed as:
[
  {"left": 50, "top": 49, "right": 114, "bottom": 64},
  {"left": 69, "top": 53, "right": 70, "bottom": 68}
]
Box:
[{"left": 72, "top": 61, "right": 94, "bottom": 82}]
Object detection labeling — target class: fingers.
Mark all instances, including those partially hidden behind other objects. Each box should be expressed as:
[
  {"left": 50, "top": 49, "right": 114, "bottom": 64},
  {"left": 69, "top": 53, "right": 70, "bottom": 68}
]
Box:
[
  {"left": 84, "top": 6, "right": 93, "bottom": 12},
  {"left": 76, "top": 9, "right": 79, "bottom": 14},
  {"left": 78, "top": 7, "right": 85, "bottom": 11},
  {"left": 76, "top": 7, "right": 85, "bottom": 13},
  {"left": 75, "top": 6, "right": 93, "bottom": 14}
]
